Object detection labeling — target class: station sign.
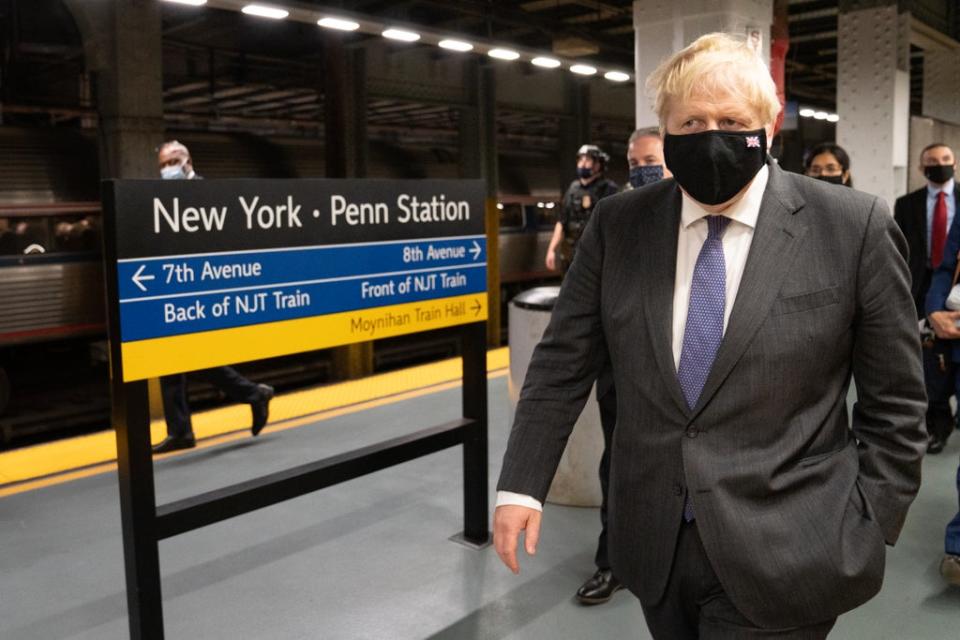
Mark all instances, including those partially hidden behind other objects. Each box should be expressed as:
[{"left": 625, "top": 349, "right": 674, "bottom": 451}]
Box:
[{"left": 102, "top": 179, "right": 487, "bottom": 381}]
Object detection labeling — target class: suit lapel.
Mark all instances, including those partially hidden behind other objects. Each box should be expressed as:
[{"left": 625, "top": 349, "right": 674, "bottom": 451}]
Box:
[
  {"left": 688, "top": 163, "right": 807, "bottom": 421},
  {"left": 639, "top": 186, "right": 690, "bottom": 417}
]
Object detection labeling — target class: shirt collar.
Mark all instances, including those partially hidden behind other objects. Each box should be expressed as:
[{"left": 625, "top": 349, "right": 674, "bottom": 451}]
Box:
[
  {"left": 680, "top": 164, "right": 769, "bottom": 230},
  {"left": 928, "top": 178, "right": 955, "bottom": 197}
]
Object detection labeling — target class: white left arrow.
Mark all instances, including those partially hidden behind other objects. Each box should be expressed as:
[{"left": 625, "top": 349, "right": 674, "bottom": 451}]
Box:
[
  {"left": 470, "top": 240, "right": 482, "bottom": 261},
  {"left": 132, "top": 264, "right": 155, "bottom": 292}
]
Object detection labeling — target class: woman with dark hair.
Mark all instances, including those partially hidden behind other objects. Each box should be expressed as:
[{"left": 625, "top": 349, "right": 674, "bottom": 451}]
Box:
[{"left": 804, "top": 142, "right": 853, "bottom": 187}]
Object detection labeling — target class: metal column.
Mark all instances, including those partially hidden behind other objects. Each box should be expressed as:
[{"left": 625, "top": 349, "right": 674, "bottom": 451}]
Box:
[{"left": 324, "top": 36, "right": 374, "bottom": 378}]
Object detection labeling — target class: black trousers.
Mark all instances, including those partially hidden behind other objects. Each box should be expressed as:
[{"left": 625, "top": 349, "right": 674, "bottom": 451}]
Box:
[
  {"left": 922, "top": 338, "right": 958, "bottom": 442},
  {"left": 640, "top": 521, "right": 837, "bottom": 639},
  {"left": 160, "top": 367, "right": 260, "bottom": 437},
  {"left": 595, "top": 385, "right": 617, "bottom": 570}
]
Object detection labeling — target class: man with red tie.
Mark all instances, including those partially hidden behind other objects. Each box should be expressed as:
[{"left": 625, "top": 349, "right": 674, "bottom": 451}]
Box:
[{"left": 896, "top": 142, "right": 958, "bottom": 454}]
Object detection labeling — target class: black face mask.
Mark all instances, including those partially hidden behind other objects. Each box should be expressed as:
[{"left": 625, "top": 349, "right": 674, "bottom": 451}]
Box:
[
  {"left": 577, "top": 166, "right": 594, "bottom": 180},
  {"left": 664, "top": 129, "right": 767, "bottom": 205},
  {"left": 628, "top": 165, "right": 664, "bottom": 189},
  {"left": 925, "top": 164, "right": 955, "bottom": 184},
  {"left": 816, "top": 174, "right": 845, "bottom": 185}
]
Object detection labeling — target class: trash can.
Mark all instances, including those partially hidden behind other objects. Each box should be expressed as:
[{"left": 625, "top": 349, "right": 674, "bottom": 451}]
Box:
[{"left": 508, "top": 287, "right": 603, "bottom": 508}]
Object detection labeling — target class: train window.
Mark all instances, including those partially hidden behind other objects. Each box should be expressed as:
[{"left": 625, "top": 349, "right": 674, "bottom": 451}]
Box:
[
  {"left": 535, "top": 203, "right": 558, "bottom": 230},
  {"left": 499, "top": 203, "right": 524, "bottom": 230},
  {"left": 0, "top": 214, "right": 102, "bottom": 256},
  {"left": 0, "top": 218, "right": 49, "bottom": 256},
  {"left": 52, "top": 215, "right": 101, "bottom": 253}
]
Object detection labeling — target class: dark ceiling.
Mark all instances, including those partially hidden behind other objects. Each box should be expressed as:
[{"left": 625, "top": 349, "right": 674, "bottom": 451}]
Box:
[{"left": 2, "top": 0, "right": 958, "bottom": 140}]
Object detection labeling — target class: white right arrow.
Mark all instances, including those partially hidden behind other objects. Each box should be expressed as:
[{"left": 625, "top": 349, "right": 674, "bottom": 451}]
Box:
[
  {"left": 470, "top": 240, "right": 482, "bottom": 261},
  {"left": 132, "top": 264, "right": 155, "bottom": 292}
]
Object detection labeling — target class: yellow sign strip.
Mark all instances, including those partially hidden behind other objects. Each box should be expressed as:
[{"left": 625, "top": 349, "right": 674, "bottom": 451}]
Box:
[
  {"left": 0, "top": 347, "right": 509, "bottom": 493},
  {"left": 121, "top": 293, "right": 488, "bottom": 381}
]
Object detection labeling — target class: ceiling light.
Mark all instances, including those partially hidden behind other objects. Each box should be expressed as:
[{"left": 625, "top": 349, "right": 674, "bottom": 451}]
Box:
[
  {"left": 439, "top": 39, "right": 473, "bottom": 52},
  {"left": 531, "top": 57, "right": 561, "bottom": 69},
  {"left": 798, "top": 108, "right": 815, "bottom": 118},
  {"left": 570, "top": 64, "right": 597, "bottom": 76},
  {"left": 496, "top": 203, "right": 504, "bottom": 210},
  {"left": 241, "top": 4, "right": 288, "bottom": 19},
  {"left": 813, "top": 111, "right": 828, "bottom": 120},
  {"left": 162, "top": 0, "right": 207, "bottom": 6},
  {"left": 488, "top": 48, "right": 520, "bottom": 61},
  {"left": 382, "top": 28, "right": 420, "bottom": 42},
  {"left": 318, "top": 17, "right": 359, "bottom": 31},
  {"left": 604, "top": 71, "right": 630, "bottom": 82},
  {"left": 545, "top": 202, "right": 555, "bottom": 209},
  {"left": 826, "top": 113, "right": 839, "bottom": 122},
  {"left": 537, "top": 202, "right": 545, "bottom": 208}
]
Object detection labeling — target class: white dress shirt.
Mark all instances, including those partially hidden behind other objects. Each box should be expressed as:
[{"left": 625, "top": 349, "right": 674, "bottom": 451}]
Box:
[{"left": 497, "top": 166, "right": 770, "bottom": 512}]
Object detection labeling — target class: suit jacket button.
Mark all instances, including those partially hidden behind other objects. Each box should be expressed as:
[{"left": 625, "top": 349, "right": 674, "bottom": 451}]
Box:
[{"left": 686, "top": 427, "right": 699, "bottom": 438}]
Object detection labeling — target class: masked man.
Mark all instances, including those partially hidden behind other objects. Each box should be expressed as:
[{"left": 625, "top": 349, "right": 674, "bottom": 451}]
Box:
[
  {"left": 625, "top": 127, "right": 673, "bottom": 190},
  {"left": 152, "top": 140, "right": 276, "bottom": 454},
  {"left": 546, "top": 145, "right": 619, "bottom": 273},
  {"left": 495, "top": 33, "right": 925, "bottom": 639}
]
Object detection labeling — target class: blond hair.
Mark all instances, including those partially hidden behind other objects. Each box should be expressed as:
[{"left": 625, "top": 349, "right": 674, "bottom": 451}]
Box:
[{"left": 646, "top": 32, "right": 780, "bottom": 128}]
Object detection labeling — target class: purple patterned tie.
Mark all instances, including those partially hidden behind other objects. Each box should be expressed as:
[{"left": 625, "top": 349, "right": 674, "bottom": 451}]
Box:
[{"left": 677, "top": 215, "right": 730, "bottom": 521}]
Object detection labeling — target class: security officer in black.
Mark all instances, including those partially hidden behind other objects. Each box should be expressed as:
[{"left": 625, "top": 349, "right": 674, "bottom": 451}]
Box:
[
  {"left": 545, "top": 144, "right": 619, "bottom": 273},
  {"left": 545, "top": 144, "right": 622, "bottom": 605}
]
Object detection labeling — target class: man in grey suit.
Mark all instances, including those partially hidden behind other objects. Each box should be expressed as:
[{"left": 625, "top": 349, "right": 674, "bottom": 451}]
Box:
[{"left": 494, "top": 33, "right": 926, "bottom": 638}]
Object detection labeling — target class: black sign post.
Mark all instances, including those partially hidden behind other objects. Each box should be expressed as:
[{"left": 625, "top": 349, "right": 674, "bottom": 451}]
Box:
[{"left": 101, "top": 179, "right": 490, "bottom": 639}]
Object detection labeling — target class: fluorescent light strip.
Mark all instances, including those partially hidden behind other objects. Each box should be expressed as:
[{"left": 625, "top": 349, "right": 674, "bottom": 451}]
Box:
[
  {"left": 438, "top": 39, "right": 473, "bottom": 52},
  {"left": 813, "top": 111, "right": 828, "bottom": 120},
  {"left": 531, "top": 56, "right": 561, "bottom": 69},
  {"left": 570, "top": 64, "right": 597, "bottom": 76},
  {"left": 488, "top": 48, "right": 520, "bottom": 61},
  {"left": 162, "top": 0, "right": 207, "bottom": 6},
  {"left": 826, "top": 113, "right": 839, "bottom": 122},
  {"left": 382, "top": 28, "right": 420, "bottom": 42},
  {"left": 318, "top": 17, "right": 360, "bottom": 31},
  {"left": 241, "top": 4, "right": 288, "bottom": 19},
  {"left": 798, "top": 108, "right": 815, "bottom": 118},
  {"left": 604, "top": 71, "right": 630, "bottom": 82}
]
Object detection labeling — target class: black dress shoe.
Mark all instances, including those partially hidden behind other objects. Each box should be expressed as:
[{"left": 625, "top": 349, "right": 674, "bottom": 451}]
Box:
[
  {"left": 251, "top": 384, "right": 275, "bottom": 436},
  {"left": 576, "top": 568, "right": 623, "bottom": 605},
  {"left": 152, "top": 435, "right": 196, "bottom": 454},
  {"left": 928, "top": 434, "right": 949, "bottom": 454}
]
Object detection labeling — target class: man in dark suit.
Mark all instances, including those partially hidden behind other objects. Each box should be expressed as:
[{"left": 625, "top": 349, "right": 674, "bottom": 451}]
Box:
[
  {"left": 895, "top": 142, "right": 959, "bottom": 454},
  {"left": 152, "top": 141, "right": 275, "bottom": 454},
  {"left": 494, "top": 33, "right": 926, "bottom": 638}
]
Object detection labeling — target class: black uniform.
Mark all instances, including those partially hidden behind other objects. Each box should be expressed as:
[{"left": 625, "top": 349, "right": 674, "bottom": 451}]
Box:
[
  {"left": 557, "top": 176, "right": 619, "bottom": 272},
  {"left": 557, "top": 174, "right": 619, "bottom": 572}
]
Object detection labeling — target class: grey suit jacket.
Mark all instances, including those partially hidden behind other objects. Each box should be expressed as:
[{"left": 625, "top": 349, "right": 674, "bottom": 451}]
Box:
[{"left": 497, "top": 161, "right": 927, "bottom": 628}]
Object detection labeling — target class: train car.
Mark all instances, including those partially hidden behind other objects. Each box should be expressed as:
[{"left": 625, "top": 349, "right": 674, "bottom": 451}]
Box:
[
  {"left": 497, "top": 194, "right": 560, "bottom": 285},
  {"left": 0, "top": 203, "right": 106, "bottom": 416}
]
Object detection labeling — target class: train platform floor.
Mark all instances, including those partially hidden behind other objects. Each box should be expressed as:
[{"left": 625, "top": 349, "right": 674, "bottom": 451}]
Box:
[{"left": 1, "top": 355, "right": 958, "bottom": 639}]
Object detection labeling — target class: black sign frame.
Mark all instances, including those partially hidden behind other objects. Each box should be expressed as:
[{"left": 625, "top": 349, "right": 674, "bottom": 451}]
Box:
[{"left": 101, "top": 180, "right": 490, "bottom": 640}]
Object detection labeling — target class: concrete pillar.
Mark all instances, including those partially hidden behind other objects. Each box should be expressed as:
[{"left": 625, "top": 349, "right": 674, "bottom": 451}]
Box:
[
  {"left": 836, "top": 0, "right": 911, "bottom": 208},
  {"left": 922, "top": 50, "right": 960, "bottom": 126},
  {"left": 323, "top": 36, "right": 374, "bottom": 379},
  {"left": 65, "top": 0, "right": 164, "bottom": 178},
  {"left": 461, "top": 59, "right": 500, "bottom": 347},
  {"left": 66, "top": 0, "right": 166, "bottom": 418},
  {"left": 633, "top": 0, "right": 773, "bottom": 128}
]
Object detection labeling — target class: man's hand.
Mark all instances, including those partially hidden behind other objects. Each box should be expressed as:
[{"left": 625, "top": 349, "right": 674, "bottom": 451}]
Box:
[
  {"left": 493, "top": 505, "right": 542, "bottom": 574},
  {"left": 929, "top": 311, "right": 960, "bottom": 339},
  {"left": 545, "top": 250, "right": 556, "bottom": 271}
]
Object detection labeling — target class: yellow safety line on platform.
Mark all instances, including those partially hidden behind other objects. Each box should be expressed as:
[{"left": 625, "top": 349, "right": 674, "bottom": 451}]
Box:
[{"left": 0, "top": 347, "right": 509, "bottom": 497}]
